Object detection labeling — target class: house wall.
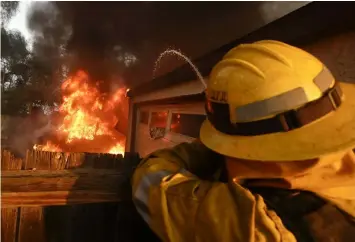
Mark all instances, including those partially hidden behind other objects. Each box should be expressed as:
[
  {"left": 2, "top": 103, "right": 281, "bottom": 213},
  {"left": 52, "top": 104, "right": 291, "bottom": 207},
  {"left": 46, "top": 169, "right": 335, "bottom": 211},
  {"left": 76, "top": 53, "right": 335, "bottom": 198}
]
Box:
[{"left": 128, "top": 31, "right": 355, "bottom": 157}]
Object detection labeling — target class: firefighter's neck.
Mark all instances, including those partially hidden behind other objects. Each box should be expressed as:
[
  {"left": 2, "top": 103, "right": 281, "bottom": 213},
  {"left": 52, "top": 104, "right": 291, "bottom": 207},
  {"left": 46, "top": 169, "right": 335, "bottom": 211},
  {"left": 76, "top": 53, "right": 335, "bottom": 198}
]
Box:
[
  {"left": 225, "top": 150, "right": 352, "bottom": 182},
  {"left": 226, "top": 150, "right": 355, "bottom": 204},
  {"left": 226, "top": 157, "right": 319, "bottom": 181}
]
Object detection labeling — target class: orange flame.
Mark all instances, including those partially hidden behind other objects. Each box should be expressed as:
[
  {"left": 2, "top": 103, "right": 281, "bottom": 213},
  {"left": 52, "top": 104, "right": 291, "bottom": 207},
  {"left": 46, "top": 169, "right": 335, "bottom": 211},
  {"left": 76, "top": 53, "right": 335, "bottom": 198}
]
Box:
[
  {"left": 33, "top": 142, "right": 61, "bottom": 152},
  {"left": 35, "top": 70, "right": 126, "bottom": 155}
]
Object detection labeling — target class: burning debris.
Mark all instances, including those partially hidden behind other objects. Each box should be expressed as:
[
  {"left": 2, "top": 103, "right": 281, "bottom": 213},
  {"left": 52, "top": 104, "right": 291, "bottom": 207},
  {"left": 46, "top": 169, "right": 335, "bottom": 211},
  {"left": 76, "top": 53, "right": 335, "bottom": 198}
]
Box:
[{"left": 34, "top": 70, "right": 126, "bottom": 155}]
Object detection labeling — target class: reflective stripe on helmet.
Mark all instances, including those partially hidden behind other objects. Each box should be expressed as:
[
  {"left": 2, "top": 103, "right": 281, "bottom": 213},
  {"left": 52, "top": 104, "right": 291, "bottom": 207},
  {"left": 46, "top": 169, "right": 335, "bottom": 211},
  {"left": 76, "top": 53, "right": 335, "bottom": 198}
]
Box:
[
  {"left": 313, "top": 67, "right": 335, "bottom": 93},
  {"left": 234, "top": 67, "right": 335, "bottom": 122},
  {"left": 235, "top": 87, "right": 308, "bottom": 122},
  {"left": 205, "top": 83, "right": 343, "bottom": 136}
]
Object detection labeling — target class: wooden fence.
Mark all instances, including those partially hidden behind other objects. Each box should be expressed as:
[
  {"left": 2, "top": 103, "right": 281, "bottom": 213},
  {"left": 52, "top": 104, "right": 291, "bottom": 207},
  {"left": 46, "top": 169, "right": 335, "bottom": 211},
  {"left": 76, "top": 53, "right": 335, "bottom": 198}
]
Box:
[{"left": 1, "top": 149, "right": 160, "bottom": 242}]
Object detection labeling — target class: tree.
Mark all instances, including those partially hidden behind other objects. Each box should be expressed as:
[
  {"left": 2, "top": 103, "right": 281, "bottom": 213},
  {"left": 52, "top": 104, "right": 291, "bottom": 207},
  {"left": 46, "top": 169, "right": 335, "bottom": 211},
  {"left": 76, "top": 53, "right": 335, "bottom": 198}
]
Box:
[
  {"left": 1, "top": 2, "right": 32, "bottom": 115},
  {"left": 1, "top": 2, "right": 64, "bottom": 115},
  {"left": 1, "top": 30, "right": 31, "bottom": 114},
  {"left": 1, "top": 1, "right": 19, "bottom": 24}
]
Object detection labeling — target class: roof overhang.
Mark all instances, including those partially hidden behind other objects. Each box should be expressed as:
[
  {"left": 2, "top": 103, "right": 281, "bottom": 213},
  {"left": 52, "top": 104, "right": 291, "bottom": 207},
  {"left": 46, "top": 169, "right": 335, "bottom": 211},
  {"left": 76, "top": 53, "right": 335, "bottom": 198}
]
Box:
[{"left": 131, "top": 79, "right": 205, "bottom": 104}]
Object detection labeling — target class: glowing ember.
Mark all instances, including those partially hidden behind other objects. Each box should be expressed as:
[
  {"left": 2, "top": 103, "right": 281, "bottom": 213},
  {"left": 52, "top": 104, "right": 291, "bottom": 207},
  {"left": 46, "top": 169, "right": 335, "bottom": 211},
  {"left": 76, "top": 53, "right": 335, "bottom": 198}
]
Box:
[
  {"left": 33, "top": 142, "right": 61, "bottom": 152},
  {"left": 34, "top": 70, "right": 126, "bottom": 155},
  {"left": 109, "top": 143, "right": 125, "bottom": 154}
]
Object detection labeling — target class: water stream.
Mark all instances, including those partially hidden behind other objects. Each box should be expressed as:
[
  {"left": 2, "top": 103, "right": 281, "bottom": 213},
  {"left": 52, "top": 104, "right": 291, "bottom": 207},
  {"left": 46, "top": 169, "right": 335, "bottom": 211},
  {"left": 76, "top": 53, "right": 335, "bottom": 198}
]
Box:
[{"left": 153, "top": 48, "right": 207, "bottom": 88}]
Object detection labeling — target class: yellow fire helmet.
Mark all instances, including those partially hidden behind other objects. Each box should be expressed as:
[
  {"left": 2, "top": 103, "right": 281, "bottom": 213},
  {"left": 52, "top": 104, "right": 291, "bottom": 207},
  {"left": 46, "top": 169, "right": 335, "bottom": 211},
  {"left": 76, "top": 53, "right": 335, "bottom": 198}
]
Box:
[{"left": 200, "top": 40, "right": 355, "bottom": 161}]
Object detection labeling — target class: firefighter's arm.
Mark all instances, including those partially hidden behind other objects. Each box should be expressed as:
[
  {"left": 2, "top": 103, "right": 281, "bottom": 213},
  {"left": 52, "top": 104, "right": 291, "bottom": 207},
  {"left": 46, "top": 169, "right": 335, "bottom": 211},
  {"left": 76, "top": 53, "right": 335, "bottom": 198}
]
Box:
[
  {"left": 132, "top": 142, "right": 296, "bottom": 242},
  {"left": 140, "top": 141, "right": 223, "bottom": 179}
]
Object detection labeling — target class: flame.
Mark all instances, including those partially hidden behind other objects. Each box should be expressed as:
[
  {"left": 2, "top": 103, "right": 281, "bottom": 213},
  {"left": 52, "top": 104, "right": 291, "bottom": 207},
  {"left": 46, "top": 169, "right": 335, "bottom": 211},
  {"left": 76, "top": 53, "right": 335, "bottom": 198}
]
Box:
[
  {"left": 108, "top": 143, "right": 125, "bottom": 154},
  {"left": 33, "top": 142, "right": 61, "bottom": 152},
  {"left": 34, "top": 70, "right": 126, "bottom": 155}
]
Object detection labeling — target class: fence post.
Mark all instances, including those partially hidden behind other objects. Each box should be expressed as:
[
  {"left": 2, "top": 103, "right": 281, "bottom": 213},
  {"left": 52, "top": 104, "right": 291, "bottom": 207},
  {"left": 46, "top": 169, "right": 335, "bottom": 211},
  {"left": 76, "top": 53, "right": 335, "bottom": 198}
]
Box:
[{"left": 1, "top": 150, "right": 23, "bottom": 242}]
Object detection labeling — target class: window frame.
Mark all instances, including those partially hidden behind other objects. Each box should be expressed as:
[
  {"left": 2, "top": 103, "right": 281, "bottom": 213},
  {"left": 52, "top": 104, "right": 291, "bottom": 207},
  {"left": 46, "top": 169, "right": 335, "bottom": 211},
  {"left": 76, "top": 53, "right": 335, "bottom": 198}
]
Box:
[
  {"left": 134, "top": 102, "right": 205, "bottom": 150},
  {"left": 149, "top": 110, "right": 171, "bottom": 131},
  {"left": 168, "top": 110, "right": 206, "bottom": 139},
  {"left": 138, "top": 110, "right": 150, "bottom": 125}
]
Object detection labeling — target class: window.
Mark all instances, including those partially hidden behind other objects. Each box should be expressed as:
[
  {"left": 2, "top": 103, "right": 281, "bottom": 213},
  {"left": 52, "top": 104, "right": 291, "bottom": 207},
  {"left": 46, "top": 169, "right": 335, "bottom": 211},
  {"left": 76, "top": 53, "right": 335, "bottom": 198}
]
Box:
[
  {"left": 139, "top": 111, "right": 149, "bottom": 124},
  {"left": 170, "top": 113, "right": 206, "bottom": 138},
  {"left": 150, "top": 111, "right": 168, "bottom": 128}
]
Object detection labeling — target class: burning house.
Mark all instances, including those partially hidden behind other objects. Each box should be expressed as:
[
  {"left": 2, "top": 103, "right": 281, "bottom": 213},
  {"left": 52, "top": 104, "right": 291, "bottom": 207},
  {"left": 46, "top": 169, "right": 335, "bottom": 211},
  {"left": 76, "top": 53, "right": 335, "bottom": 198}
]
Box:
[
  {"left": 125, "top": 2, "right": 355, "bottom": 157},
  {"left": 33, "top": 70, "right": 127, "bottom": 155}
]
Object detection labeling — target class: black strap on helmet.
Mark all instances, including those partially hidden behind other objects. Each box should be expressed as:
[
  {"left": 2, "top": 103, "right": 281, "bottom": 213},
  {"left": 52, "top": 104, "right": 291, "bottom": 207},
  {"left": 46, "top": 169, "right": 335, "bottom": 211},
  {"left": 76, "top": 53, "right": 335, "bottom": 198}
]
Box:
[{"left": 205, "top": 83, "right": 343, "bottom": 136}]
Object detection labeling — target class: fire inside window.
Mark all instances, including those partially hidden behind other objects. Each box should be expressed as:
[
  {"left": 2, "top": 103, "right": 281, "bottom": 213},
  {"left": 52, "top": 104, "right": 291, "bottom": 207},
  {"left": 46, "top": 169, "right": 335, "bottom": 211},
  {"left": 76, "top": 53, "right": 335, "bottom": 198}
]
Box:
[
  {"left": 170, "top": 113, "right": 206, "bottom": 138},
  {"left": 150, "top": 111, "right": 168, "bottom": 128}
]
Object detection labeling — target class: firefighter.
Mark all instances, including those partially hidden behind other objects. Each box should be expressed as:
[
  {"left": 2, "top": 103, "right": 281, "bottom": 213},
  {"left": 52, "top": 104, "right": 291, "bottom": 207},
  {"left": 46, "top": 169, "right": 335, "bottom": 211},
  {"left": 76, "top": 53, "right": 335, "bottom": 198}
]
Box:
[{"left": 132, "top": 40, "right": 355, "bottom": 241}]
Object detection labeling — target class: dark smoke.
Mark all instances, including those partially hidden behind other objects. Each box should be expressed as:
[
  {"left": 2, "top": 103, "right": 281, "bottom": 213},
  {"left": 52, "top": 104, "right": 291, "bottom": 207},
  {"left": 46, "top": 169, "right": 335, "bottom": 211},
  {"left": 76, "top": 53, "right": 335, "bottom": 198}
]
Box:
[
  {"left": 3, "top": 110, "right": 53, "bottom": 157},
  {"left": 27, "top": 2, "right": 143, "bottom": 92},
  {"left": 26, "top": 2, "right": 257, "bottom": 90}
]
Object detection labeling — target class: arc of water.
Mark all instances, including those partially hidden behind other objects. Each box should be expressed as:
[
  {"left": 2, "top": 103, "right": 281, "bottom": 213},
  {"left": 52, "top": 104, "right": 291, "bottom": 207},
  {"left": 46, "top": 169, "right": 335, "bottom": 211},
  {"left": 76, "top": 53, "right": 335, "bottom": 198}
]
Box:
[{"left": 154, "top": 49, "right": 207, "bottom": 88}]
